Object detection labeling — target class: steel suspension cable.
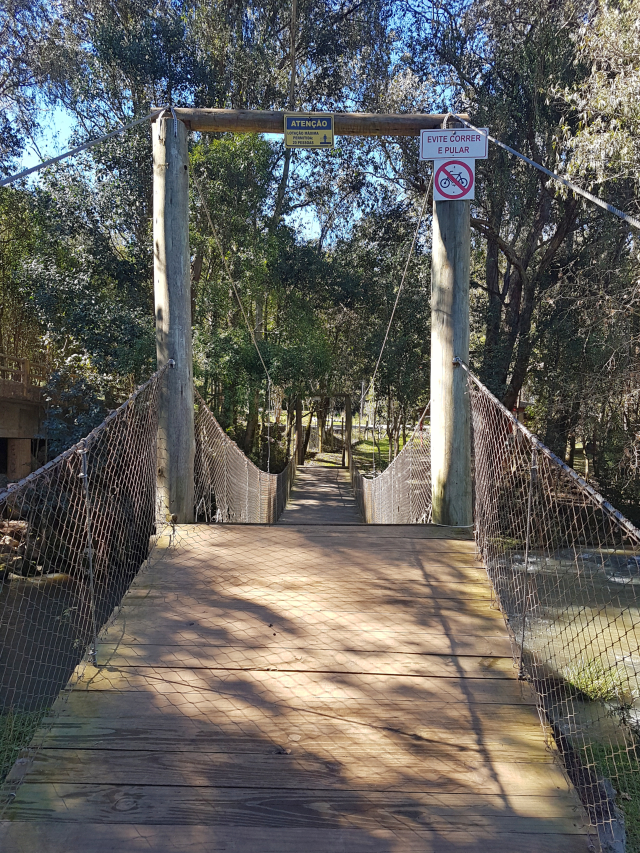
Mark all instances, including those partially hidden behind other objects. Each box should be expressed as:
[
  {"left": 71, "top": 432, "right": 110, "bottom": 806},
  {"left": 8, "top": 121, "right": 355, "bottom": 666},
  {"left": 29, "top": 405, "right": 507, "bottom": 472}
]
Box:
[
  {"left": 0, "top": 109, "right": 165, "bottom": 188},
  {"left": 360, "top": 177, "right": 433, "bottom": 408},
  {"left": 191, "top": 169, "right": 272, "bottom": 386},
  {"left": 452, "top": 114, "right": 640, "bottom": 232}
]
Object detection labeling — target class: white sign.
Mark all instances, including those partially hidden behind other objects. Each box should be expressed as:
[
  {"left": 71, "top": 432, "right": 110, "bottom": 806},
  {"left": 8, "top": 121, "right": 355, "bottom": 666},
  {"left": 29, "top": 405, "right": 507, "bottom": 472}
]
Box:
[
  {"left": 433, "top": 159, "right": 475, "bottom": 201},
  {"left": 420, "top": 128, "right": 488, "bottom": 161}
]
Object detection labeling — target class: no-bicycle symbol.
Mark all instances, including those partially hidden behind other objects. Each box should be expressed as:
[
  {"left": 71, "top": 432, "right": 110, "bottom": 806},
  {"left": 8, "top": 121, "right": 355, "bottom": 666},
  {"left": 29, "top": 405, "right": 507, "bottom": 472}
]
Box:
[{"left": 433, "top": 158, "right": 475, "bottom": 201}]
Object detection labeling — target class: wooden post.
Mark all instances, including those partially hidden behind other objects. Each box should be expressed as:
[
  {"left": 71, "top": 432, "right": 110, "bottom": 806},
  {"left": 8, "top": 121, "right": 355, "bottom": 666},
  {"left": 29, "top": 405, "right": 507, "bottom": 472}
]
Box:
[
  {"left": 153, "top": 116, "right": 195, "bottom": 523},
  {"left": 344, "top": 395, "right": 352, "bottom": 469},
  {"left": 430, "top": 194, "right": 472, "bottom": 526},
  {"left": 296, "top": 399, "right": 303, "bottom": 465}
]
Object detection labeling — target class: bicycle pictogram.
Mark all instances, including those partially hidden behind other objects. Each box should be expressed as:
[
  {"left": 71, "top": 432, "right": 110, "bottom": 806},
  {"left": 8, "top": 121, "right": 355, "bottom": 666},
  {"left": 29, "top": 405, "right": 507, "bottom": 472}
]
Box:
[
  {"left": 439, "top": 169, "right": 469, "bottom": 190},
  {"left": 434, "top": 159, "right": 475, "bottom": 201}
]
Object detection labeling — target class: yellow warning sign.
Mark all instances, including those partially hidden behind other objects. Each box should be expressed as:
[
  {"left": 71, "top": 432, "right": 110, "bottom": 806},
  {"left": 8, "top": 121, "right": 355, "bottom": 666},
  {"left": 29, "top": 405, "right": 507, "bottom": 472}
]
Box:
[{"left": 284, "top": 113, "right": 334, "bottom": 149}]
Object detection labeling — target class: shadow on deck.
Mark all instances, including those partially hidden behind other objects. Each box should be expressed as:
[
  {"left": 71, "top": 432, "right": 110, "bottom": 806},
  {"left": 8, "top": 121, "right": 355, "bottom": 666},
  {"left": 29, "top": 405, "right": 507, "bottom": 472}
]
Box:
[{"left": 0, "top": 512, "right": 591, "bottom": 851}]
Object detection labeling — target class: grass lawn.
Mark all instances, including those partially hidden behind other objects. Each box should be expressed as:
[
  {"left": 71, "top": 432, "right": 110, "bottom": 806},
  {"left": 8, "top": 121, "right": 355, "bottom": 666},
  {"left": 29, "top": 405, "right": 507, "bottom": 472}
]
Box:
[{"left": 351, "top": 436, "right": 408, "bottom": 474}]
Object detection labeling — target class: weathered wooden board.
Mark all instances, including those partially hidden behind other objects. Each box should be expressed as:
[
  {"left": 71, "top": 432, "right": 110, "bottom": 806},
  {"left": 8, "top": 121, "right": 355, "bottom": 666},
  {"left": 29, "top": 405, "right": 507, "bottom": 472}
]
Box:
[
  {"left": 5, "top": 785, "right": 588, "bottom": 832},
  {"left": 0, "top": 822, "right": 592, "bottom": 853},
  {"left": 68, "top": 666, "right": 536, "bottom": 706},
  {"left": 40, "top": 715, "right": 549, "bottom": 753},
  {"left": 93, "top": 646, "right": 516, "bottom": 678},
  {"left": 8, "top": 748, "right": 568, "bottom": 795},
  {"left": 50, "top": 690, "right": 544, "bottom": 730},
  {"left": 125, "top": 581, "right": 494, "bottom": 600},
  {"left": 96, "top": 630, "right": 514, "bottom": 657}
]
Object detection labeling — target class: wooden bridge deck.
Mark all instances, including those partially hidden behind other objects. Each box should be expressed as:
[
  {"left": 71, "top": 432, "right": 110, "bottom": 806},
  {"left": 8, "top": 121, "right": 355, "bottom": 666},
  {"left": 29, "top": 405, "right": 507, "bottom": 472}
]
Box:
[
  {"left": 279, "top": 464, "right": 362, "bottom": 524},
  {"left": 1, "top": 522, "right": 590, "bottom": 851}
]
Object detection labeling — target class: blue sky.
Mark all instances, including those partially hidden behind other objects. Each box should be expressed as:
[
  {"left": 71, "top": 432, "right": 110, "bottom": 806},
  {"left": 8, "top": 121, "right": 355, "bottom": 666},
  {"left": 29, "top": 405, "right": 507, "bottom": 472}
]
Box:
[
  {"left": 20, "top": 106, "right": 77, "bottom": 171},
  {"left": 20, "top": 110, "right": 323, "bottom": 239}
]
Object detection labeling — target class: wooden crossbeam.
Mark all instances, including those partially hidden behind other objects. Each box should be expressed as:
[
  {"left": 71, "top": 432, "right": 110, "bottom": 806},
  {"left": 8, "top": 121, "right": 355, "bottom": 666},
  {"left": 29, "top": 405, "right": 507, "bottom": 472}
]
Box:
[{"left": 170, "top": 109, "right": 469, "bottom": 136}]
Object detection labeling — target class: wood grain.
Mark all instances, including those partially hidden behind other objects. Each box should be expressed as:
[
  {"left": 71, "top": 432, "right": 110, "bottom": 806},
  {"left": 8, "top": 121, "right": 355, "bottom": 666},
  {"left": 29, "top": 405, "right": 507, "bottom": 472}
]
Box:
[
  {"left": 0, "top": 822, "right": 592, "bottom": 853},
  {"left": 1, "top": 523, "right": 590, "bottom": 851}
]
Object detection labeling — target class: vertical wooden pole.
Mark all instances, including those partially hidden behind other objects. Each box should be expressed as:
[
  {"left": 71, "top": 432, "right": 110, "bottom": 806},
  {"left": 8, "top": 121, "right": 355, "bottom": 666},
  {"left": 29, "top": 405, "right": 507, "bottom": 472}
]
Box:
[
  {"left": 430, "top": 196, "right": 472, "bottom": 526},
  {"left": 153, "top": 116, "right": 195, "bottom": 523},
  {"left": 344, "top": 395, "right": 352, "bottom": 469},
  {"left": 296, "top": 398, "right": 303, "bottom": 465}
]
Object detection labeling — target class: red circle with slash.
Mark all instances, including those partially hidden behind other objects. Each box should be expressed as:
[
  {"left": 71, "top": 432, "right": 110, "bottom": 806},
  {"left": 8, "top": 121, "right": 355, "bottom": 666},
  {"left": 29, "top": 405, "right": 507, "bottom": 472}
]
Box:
[{"left": 434, "top": 160, "right": 474, "bottom": 199}]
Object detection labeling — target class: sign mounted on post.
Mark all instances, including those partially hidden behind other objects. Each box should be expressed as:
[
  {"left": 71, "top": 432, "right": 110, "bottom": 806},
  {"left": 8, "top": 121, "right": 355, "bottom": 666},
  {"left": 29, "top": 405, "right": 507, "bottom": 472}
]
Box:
[
  {"left": 420, "top": 128, "right": 488, "bottom": 161},
  {"left": 433, "top": 159, "right": 475, "bottom": 201},
  {"left": 284, "top": 113, "right": 334, "bottom": 149}
]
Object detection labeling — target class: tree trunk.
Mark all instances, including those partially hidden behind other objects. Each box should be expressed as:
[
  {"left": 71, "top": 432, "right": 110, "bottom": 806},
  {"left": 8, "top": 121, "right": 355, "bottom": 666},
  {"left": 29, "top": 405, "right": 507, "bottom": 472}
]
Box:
[
  {"left": 302, "top": 407, "right": 315, "bottom": 458},
  {"left": 244, "top": 388, "right": 259, "bottom": 455}
]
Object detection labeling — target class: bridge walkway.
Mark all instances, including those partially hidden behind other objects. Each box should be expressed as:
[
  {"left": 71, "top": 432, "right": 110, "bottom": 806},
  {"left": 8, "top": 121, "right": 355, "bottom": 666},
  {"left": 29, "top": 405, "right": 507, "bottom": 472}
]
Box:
[
  {"left": 279, "top": 463, "right": 362, "bottom": 524},
  {"left": 1, "top": 514, "right": 590, "bottom": 849}
]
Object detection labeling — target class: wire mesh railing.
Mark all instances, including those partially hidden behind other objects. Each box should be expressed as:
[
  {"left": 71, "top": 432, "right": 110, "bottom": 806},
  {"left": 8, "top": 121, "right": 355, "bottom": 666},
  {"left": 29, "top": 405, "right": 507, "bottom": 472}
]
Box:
[
  {"left": 463, "top": 363, "right": 639, "bottom": 846},
  {"left": 350, "top": 420, "right": 432, "bottom": 524},
  {"left": 0, "top": 364, "right": 168, "bottom": 795},
  {"left": 194, "top": 392, "right": 296, "bottom": 524}
]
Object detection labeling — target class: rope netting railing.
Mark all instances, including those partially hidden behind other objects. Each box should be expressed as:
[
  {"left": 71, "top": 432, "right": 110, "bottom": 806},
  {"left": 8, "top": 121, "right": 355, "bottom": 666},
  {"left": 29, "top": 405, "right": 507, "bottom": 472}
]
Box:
[
  {"left": 194, "top": 392, "right": 296, "bottom": 524},
  {"left": 464, "top": 363, "right": 640, "bottom": 845},
  {"left": 350, "top": 421, "right": 432, "bottom": 524},
  {"left": 0, "top": 364, "right": 169, "bottom": 796}
]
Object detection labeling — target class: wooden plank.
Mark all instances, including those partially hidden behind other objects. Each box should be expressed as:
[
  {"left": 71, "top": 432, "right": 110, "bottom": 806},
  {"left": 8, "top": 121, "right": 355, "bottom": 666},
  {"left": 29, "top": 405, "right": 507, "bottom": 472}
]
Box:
[
  {"left": 125, "top": 580, "right": 494, "bottom": 599},
  {"left": 171, "top": 108, "right": 470, "bottom": 137},
  {"left": 98, "top": 610, "right": 509, "bottom": 640},
  {"left": 96, "top": 629, "right": 514, "bottom": 657},
  {"left": 93, "top": 646, "right": 517, "bottom": 677},
  {"left": 7, "top": 748, "right": 570, "bottom": 795},
  {"left": 0, "top": 822, "right": 592, "bottom": 853},
  {"left": 5, "top": 785, "right": 588, "bottom": 833},
  {"left": 51, "top": 691, "right": 544, "bottom": 731},
  {"left": 40, "top": 715, "right": 549, "bottom": 753},
  {"left": 28, "top": 736, "right": 554, "bottom": 764},
  {"left": 69, "top": 666, "right": 536, "bottom": 705},
  {"left": 119, "top": 594, "right": 500, "bottom": 617}
]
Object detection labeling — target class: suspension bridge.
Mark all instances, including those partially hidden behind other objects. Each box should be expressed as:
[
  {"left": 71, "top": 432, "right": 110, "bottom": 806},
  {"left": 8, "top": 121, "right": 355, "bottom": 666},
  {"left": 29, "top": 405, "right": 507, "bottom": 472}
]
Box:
[
  {"left": 1, "top": 364, "right": 638, "bottom": 852},
  {"left": 2, "top": 109, "right": 640, "bottom": 852}
]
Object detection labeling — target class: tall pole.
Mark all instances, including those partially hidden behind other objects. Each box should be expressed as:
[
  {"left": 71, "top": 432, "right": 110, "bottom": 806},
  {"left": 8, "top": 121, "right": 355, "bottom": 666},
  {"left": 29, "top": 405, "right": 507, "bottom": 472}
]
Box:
[
  {"left": 430, "top": 136, "right": 472, "bottom": 526},
  {"left": 296, "top": 398, "right": 303, "bottom": 465},
  {"left": 344, "top": 395, "right": 352, "bottom": 469},
  {"left": 153, "top": 115, "right": 195, "bottom": 523}
]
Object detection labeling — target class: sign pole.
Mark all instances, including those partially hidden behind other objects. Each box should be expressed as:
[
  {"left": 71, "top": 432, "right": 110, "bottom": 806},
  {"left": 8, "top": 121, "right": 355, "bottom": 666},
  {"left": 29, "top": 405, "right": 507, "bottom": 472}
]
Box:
[
  {"left": 153, "top": 116, "right": 195, "bottom": 523},
  {"left": 430, "top": 125, "right": 472, "bottom": 527}
]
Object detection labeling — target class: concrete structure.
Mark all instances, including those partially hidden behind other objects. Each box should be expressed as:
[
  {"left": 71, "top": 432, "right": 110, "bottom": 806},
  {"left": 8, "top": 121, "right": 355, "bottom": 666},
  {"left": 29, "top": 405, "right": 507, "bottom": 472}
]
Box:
[{"left": 0, "top": 357, "right": 45, "bottom": 484}]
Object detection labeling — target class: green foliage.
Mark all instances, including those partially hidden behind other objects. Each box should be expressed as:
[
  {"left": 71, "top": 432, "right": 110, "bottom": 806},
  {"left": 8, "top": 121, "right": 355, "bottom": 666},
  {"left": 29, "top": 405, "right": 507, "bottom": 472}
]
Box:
[
  {"left": 0, "top": 708, "right": 48, "bottom": 784},
  {"left": 588, "top": 741, "right": 640, "bottom": 853},
  {"left": 564, "top": 659, "right": 626, "bottom": 703},
  {"left": 0, "top": 0, "right": 638, "bottom": 494}
]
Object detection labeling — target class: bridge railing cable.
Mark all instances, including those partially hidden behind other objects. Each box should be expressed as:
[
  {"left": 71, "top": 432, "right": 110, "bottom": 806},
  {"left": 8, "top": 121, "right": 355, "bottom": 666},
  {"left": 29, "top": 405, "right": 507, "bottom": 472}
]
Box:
[
  {"left": 461, "top": 361, "right": 640, "bottom": 843},
  {"left": 194, "top": 391, "right": 296, "bottom": 524},
  {"left": 0, "top": 364, "right": 169, "bottom": 803},
  {"left": 350, "top": 411, "right": 431, "bottom": 524}
]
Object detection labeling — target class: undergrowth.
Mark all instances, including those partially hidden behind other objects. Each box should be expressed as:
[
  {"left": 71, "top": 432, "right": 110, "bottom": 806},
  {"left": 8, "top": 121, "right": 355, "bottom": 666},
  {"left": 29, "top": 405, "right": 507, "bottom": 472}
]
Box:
[
  {"left": 0, "top": 708, "right": 48, "bottom": 784},
  {"left": 564, "top": 659, "right": 626, "bottom": 702},
  {"left": 589, "top": 741, "right": 640, "bottom": 852}
]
